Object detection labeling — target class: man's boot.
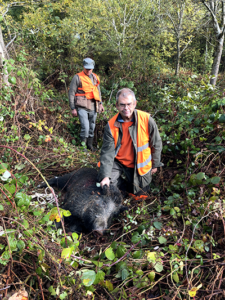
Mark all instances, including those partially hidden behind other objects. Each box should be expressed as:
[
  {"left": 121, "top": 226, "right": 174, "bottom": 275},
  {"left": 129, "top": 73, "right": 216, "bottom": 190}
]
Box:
[{"left": 87, "top": 137, "right": 95, "bottom": 151}]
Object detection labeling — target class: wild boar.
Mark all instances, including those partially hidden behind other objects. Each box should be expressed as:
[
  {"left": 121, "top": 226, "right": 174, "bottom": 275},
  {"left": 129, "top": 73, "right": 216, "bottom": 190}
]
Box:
[{"left": 39, "top": 168, "right": 127, "bottom": 234}]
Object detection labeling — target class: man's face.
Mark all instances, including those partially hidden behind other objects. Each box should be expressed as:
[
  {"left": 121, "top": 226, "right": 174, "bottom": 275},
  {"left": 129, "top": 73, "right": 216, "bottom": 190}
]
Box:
[
  {"left": 83, "top": 68, "right": 93, "bottom": 76},
  {"left": 116, "top": 94, "right": 136, "bottom": 121}
]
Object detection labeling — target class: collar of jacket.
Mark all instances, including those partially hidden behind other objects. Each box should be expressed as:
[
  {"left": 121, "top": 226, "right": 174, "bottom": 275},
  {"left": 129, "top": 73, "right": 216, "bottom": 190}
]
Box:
[{"left": 113, "top": 109, "right": 137, "bottom": 128}]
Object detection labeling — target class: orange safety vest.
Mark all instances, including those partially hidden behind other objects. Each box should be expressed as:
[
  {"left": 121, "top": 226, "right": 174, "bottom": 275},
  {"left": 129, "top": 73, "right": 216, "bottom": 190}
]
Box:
[
  {"left": 75, "top": 71, "right": 101, "bottom": 101},
  {"left": 105, "top": 110, "right": 152, "bottom": 176}
]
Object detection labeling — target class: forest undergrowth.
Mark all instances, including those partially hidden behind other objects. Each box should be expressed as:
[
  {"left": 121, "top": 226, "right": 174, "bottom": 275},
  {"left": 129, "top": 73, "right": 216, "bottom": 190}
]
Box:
[{"left": 0, "top": 63, "right": 225, "bottom": 300}]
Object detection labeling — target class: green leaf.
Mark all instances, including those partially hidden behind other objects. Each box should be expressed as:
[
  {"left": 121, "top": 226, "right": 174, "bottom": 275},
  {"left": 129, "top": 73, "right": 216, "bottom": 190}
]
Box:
[
  {"left": 0, "top": 163, "right": 8, "bottom": 170},
  {"left": 121, "top": 269, "right": 129, "bottom": 280},
  {"left": 210, "top": 176, "right": 221, "bottom": 184},
  {"left": 132, "top": 250, "right": 143, "bottom": 259},
  {"left": 61, "top": 247, "right": 73, "bottom": 259},
  {"left": 0, "top": 205, "right": 3, "bottom": 211},
  {"left": 193, "top": 240, "right": 204, "bottom": 253},
  {"left": 158, "top": 236, "right": 167, "bottom": 244},
  {"left": 81, "top": 270, "right": 96, "bottom": 286},
  {"left": 72, "top": 232, "right": 79, "bottom": 241},
  {"left": 116, "top": 245, "right": 126, "bottom": 258},
  {"left": 17, "top": 240, "right": 25, "bottom": 251},
  {"left": 219, "top": 114, "right": 225, "bottom": 123},
  {"left": 105, "top": 280, "right": 113, "bottom": 291},
  {"left": 105, "top": 247, "right": 115, "bottom": 260},
  {"left": 153, "top": 222, "right": 163, "bottom": 230},
  {"left": 59, "top": 291, "right": 68, "bottom": 299},
  {"left": 15, "top": 164, "right": 26, "bottom": 170},
  {"left": 172, "top": 272, "right": 179, "bottom": 283},
  {"left": 62, "top": 210, "right": 71, "bottom": 217},
  {"left": 154, "top": 262, "right": 163, "bottom": 272},
  {"left": 131, "top": 233, "right": 141, "bottom": 244},
  {"left": 146, "top": 251, "right": 156, "bottom": 262},
  {"left": 22, "top": 220, "right": 29, "bottom": 229},
  {"left": 170, "top": 208, "right": 176, "bottom": 216},
  {"left": 9, "top": 76, "right": 16, "bottom": 85},
  {"left": 148, "top": 271, "right": 155, "bottom": 282},
  {"left": 169, "top": 245, "right": 178, "bottom": 253},
  {"left": 24, "top": 134, "right": 31, "bottom": 140},
  {"left": 16, "top": 192, "right": 31, "bottom": 207},
  {"left": 5, "top": 184, "right": 16, "bottom": 195}
]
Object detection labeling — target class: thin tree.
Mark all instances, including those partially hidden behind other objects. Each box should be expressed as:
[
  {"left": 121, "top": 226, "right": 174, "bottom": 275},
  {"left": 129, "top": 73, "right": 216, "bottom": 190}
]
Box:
[{"left": 201, "top": 0, "right": 225, "bottom": 85}]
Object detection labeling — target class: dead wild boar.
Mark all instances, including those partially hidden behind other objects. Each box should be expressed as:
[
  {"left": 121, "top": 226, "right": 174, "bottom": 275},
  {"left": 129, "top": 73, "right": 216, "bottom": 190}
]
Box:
[{"left": 39, "top": 168, "right": 127, "bottom": 234}]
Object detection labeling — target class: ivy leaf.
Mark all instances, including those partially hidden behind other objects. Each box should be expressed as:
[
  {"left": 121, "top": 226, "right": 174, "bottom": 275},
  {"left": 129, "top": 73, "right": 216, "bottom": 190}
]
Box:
[
  {"left": 105, "top": 247, "right": 115, "bottom": 260},
  {"left": 4, "top": 183, "right": 16, "bottom": 195},
  {"left": 81, "top": 270, "right": 96, "bottom": 286}
]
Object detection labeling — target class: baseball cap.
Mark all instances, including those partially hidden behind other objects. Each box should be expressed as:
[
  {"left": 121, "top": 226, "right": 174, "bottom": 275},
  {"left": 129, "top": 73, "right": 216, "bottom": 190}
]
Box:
[{"left": 83, "top": 57, "right": 95, "bottom": 69}]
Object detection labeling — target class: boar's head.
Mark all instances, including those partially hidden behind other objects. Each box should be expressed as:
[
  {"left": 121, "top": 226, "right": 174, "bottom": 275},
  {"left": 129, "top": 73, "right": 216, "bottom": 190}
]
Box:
[{"left": 82, "top": 185, "right": 127, "bottom": 235}]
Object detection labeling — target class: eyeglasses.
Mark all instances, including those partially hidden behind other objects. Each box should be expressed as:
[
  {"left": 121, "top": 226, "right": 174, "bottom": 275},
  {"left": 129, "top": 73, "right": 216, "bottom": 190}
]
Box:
[{"left": 119, "top": 103, "right": 133, "bottom": 108}]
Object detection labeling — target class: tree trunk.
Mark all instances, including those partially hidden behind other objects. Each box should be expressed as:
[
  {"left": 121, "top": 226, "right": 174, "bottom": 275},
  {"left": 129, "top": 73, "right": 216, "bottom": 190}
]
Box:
[
  {"left": 0, "top": 25, "right": 9, "bottom": 86},
  {"left": 175, "top": 38, "right": 180, "bottom": 75},
  {"left": 210, "top": 34, "right": 224, "bottom": 85}
]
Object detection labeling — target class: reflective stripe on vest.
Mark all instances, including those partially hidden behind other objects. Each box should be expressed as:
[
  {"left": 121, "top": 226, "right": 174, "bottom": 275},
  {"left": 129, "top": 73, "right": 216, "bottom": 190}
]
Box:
[
  {"left": 108, "top": 110, "right": 152, "bottom": 176},
  {"left": 75, "top": 71, "right": 101, "bottom": 101}
]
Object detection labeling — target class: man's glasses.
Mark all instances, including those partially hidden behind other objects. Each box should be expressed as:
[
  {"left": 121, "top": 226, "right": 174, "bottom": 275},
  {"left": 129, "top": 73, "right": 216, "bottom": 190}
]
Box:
[{"left": 119, "top": 103, "right": 133, "bottom": 108}]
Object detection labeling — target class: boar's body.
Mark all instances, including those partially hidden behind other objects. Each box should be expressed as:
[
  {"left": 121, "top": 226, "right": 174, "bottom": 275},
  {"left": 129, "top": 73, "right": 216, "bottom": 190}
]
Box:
[{"left": 40, "top": 168, "right": 126, "bottom": 234}]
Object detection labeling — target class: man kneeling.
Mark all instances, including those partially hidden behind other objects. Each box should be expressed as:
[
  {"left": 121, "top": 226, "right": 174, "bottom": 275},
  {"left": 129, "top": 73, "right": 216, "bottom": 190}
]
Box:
[{"left": 98, "top": 88, "right": 163, "bottom": 195}]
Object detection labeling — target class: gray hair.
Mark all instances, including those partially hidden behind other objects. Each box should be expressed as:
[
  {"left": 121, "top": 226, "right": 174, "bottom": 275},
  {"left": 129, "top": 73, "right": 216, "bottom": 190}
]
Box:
[{"left": 116, "top": 88, "right": 136, "bottom": 104}]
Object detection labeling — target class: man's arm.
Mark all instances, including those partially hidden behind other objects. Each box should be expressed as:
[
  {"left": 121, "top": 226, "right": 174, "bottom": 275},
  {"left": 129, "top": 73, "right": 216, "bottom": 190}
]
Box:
[
  {"left": 68, "top": 75, "right": 80, "bottom": 116},
  {"left": 98, "top": 123, "right": 115, "bottom": 183},
  {"left": 148, "top": 117, "right": 163, "bottom": 173}
]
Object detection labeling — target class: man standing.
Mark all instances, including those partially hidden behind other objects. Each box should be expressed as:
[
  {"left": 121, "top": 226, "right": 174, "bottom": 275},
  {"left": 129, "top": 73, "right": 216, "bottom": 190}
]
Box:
[
  {"left": 98, "top": 88, "right": 163, "bottom": 195},
  {"left": 69, "top": 58, "right": 104, "bottom": 151}
]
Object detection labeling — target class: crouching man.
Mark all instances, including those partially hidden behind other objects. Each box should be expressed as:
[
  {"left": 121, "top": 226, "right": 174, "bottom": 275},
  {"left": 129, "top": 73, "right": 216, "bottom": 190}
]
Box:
[{"left": 98, "top": 88, "right": 163, "bottom": 195}]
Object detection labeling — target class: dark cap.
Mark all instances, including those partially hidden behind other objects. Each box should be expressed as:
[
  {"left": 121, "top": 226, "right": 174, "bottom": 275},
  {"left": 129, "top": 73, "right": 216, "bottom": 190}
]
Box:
[{"left": 83, "top": 57, "right": 95, "bottom": 69}]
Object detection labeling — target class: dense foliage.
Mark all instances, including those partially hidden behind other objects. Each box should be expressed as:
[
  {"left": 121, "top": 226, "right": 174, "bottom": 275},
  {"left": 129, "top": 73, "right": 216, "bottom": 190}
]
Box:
[{"left": 0, "top": 0, "right": 225, "bottom": 299}]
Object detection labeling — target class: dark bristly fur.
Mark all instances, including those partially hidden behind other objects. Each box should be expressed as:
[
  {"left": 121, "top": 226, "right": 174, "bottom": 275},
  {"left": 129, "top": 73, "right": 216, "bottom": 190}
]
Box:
[{"left": 39, "top": 168, "right": 127, "bottom": 234}]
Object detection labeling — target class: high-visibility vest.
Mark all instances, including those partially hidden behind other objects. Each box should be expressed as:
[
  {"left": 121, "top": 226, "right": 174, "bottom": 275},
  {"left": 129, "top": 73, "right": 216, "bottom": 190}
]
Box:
[
  {"left": 107, "top": 110, "right": 152, "bottom": 176},
  {"left": 75, "top": 71, "right": 101, "bottom": 101}
]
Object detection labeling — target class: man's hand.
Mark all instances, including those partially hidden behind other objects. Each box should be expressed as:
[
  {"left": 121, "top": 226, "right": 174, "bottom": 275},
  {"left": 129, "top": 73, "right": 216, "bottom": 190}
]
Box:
[
  {"left": 99, "top": 104, "right": 105, "bottom": 113},
  {"left": 100, "top": 177, "right": 110, "bottom": 188},
  {"left": 72, "top": 109, "right": 77, "bottom": 117},
  {"left": 151, "top": 168, "right": 157, "bottom": 175}
]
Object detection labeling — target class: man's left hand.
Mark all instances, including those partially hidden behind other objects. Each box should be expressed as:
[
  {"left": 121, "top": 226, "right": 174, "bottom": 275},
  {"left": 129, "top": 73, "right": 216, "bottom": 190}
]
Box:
[
  {"left": 99, "top": 104, "right": 105, "bottom": 113},
  {"left": 151, "top": 168, "right": 157, "bottom": 175}
]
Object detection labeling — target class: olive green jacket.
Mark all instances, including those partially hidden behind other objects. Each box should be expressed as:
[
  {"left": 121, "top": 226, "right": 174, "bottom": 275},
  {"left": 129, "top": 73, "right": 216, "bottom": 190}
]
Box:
[{"left": 98, "top": 109, "right": 163, "bottom": 194}]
